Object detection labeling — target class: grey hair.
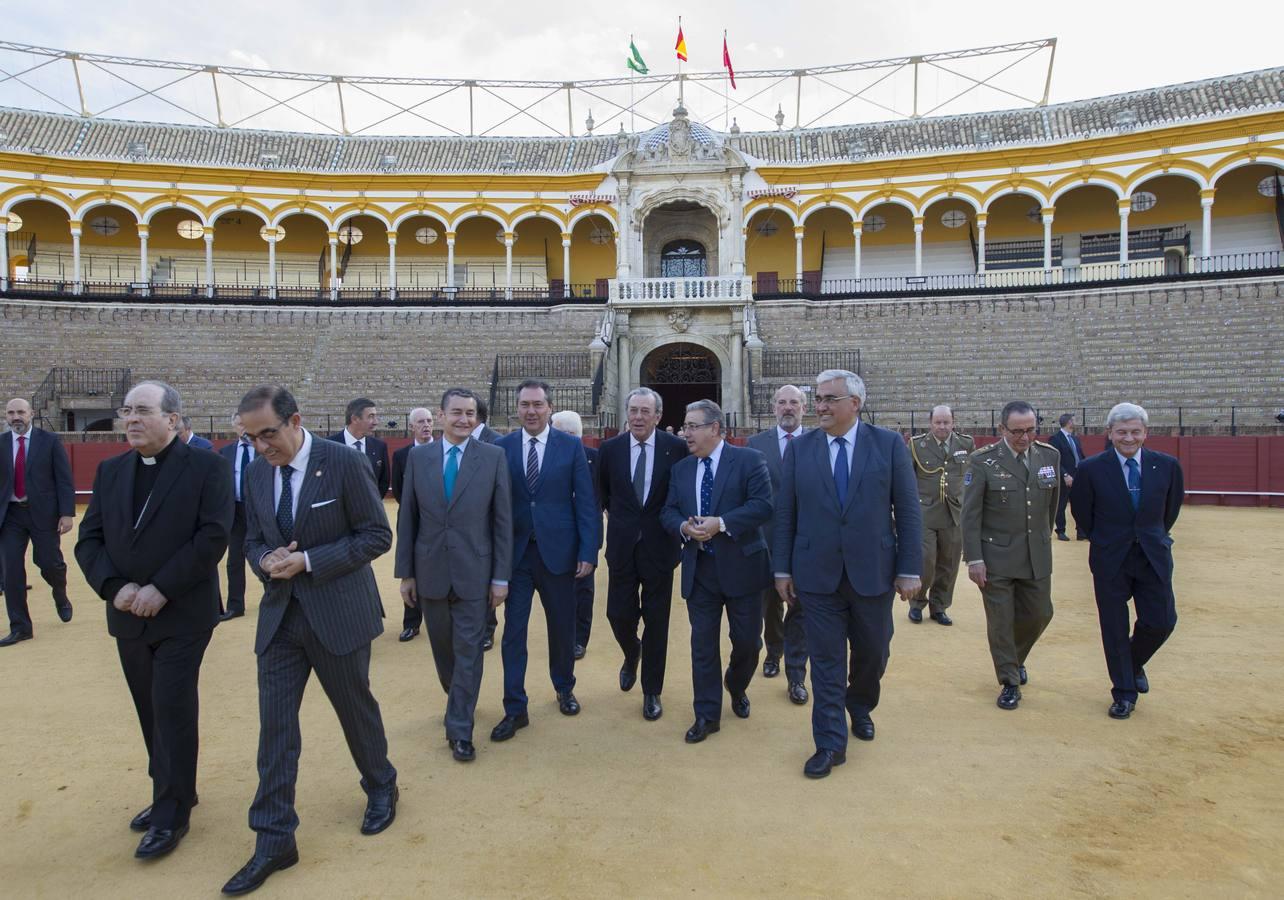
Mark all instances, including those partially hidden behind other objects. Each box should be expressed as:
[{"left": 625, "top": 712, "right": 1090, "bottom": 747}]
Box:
[
  {"left": 1105, "top": 402, "right": 1148, "bottom": 430},
  {"left": 550, "top": 409, "right": 584, "bottom": 437},
  {"left": 774, "top": 384, "right": 806, "bottom": 402},
  {"left": 407, "top": 407, "right": 433, "bottom": 423},
  {"left": 686, "top": 398, "right": 724, "bottom": 427},
  {"left": 131, "top": 380, "right": 183, "bottom": 415},
  {"left": 179, "top": 415, "right": 193, "bottom": 430},
  {"left": 816, "top": 369, "right": 866, "bottom": 404},
  {"left": 930, "top": 404, "right": 954, "bottom": 419},
  {"left": 625, "top": 386, "right": 663, "bottom": 414}
]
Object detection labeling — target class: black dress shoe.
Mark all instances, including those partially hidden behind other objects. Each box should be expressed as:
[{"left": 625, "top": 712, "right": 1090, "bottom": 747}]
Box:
[
  {"left": 642, "top": 693, "right": 662, "bottom": 720},
  {"left": 730, "top": 691, "right": 751, "bottom": 719},
  {"left": 930, "top": 611, "right": 953, "bottom": 626},
  {"left": 360, "top": 784, "right": 398, "bottom": 835},
  {"left": 1108, "top": 699, "right": 1136, "bottom": 719},
  {"left": 908, "top": 607, "right": 923, "bottom": 623},
  {"left": 788, "top": 681, "right": 809, "bottom": 705},
  {"left": 1134, "top": 668, "right": 1149, "bottom": 694},
  {"left": 619, "top": 657, "right": 639, "bottom": 692},
  {"left": 557, "top": 691, "right": 581, "bottom": 716},
  {"left": 219, "top": 608, "right": 245, "bottom": 622},
  {"left": 851, "top": 715, "right": 875, "bottom": 741},
  {"left": 1056, "top": 532, "right": 1070, "bottom": 541},
  {"left": 398, "top": 626, "right": 419, "bottom": 642},
  {"left": 222, "top": 846, "right": 299, "bottom": 895},
  {"left": 997, "top": 684, "right": 1022, "bottom": 710},
  {"left": 482, "top": 634, "right": 495, "bottom": 651},
  {"left": 135, "top": 823, "right": 189, "bottom": 859},
  {"left": 573, "top": 643, "right": 586, "bottom": 660},
  {"left": 1019, "top": 665, "right": 1028, "bottom": 685},
  {"left": 762, "top": 656, "right": 781, "bottom": 678},
  {"left": 804, "top": 749, "right": 847, "bottom": 779},
  {"left": 56, "top": 602, "right": 73, "bottom": 623},
  {"left": 490, "top": 713, "right": 529, "bottom": 742},
  {"left": 450, "top": 739, "right": 476, "bottom": 762},
  {"left": 684, "top": 718, "right": 721, "bottom": 743},
  {"left": 131, "top": 794, "right": 197, "bottom": 832},
  {"left": 0, "top": 631, "right": 33, "bottom": 647},
  {"left": 1076, "top": 533, "right": 1089, "bottom": 541}
]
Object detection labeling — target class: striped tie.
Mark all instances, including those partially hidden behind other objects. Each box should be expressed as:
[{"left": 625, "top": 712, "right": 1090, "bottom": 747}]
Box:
[{"left": 526, "top": 437, "right": 540, "bottom": 494}]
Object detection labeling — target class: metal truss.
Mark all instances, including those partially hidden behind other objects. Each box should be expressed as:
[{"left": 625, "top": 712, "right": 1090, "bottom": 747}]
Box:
[{"left": 0, "top": 38, "right": 1057, "bottom": 138}]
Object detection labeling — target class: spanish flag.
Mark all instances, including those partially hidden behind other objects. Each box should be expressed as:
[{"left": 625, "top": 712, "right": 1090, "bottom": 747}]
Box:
[{"left": 675, "top": 23, "right": 688, "bottom": 62}]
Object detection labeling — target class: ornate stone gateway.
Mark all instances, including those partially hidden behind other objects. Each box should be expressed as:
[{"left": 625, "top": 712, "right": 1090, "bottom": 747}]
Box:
[{"left": 640, "top": 342, "right": 721, "bottom": 430}]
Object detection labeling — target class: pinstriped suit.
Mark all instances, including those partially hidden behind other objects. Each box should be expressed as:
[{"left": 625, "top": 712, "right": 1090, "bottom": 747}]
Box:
[{"left": 242, "top": 432, "right": 397, "bottom": 855}]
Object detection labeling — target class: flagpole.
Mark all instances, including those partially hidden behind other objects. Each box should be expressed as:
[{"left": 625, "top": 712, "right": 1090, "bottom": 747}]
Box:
[
  {"left": 723, "top": 30, "right": 729, "bottom": 130},
  {"left": 629, "top": 33, "right": 635, "bottom": 133},
  {"left": 677, "top": 16, "right": 684, "bottom": 108}
]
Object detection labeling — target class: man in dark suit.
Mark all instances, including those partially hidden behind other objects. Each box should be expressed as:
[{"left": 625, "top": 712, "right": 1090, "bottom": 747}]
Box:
[
  {"left": 223, "top": 385, "right": 398, "bottom": 896},
  {"left": 179, "top": 417, "right": 215, "bottom": 451},
  {"left": 1048, "top": 413, "right": 1087, "bottom": 541},
  {"left": 598, "top": 388, "right": 687, "bottom": 721},
  {"left": 217, "top": 412, "right": 255, "bottom": 621},
  {"left": 470, "top": 393, "right": 502, "bottom": 650},
  {"left": 1, "top": 397, "right": 76, "bottom": 644},
  {"left": 550, "top": 410, "right": 599, "bottom": 661},
  {"left": 391, "top": 407, "right": 434, "bottom": 642},
  {"left": 773, "top": 370, "right": 922, "bottom": 778},
  {"left": 490, "top": 380, "right": 599, "bottom": 742},
  {"left": 1071, "top": 403, "right": 1184, "bottom": 720},
  {"left": 746, "top": 385, "right": 809, "bottom": 703},
  {"left": 75, "top": 380, "right": 233, "bottom": 860},
  {"left": 328, "top": 397, "right": 391, "bottom": 498},
  {"left": 396, "top": 389, "right": 512, "bottom": 762},
  {"left": 661, "top": 399, "right": 773, "bottom": 744}
]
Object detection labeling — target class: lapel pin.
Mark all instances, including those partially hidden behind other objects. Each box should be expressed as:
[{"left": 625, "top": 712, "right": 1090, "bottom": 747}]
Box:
[{"left": 315, "top": 470, "right": 323, "bottom": 477}]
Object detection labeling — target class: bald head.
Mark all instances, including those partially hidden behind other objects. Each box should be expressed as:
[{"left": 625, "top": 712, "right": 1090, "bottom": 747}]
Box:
[
  {"left": 408, "top": 407, "right": 434, "bottom": 444},
  {"left": 929, "top": 404, "right": 955, "bottom": 441},
  {"left": 5, "top": 398, "right": 32, "bottom": 435}
]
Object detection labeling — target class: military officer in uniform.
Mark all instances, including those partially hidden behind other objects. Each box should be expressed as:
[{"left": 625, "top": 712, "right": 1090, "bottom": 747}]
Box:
[
  {"left": 961, "top": 400, "right": 1060, "bottom": 711},
  {"left": 908, "top": 405, "right": 974, "bottom": 626}
]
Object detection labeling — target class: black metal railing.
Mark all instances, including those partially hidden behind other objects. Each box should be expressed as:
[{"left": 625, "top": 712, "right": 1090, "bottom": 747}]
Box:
[
  {"left": 32, "top": 366, "right": 132, "bottom": 426},
  {"left": 1080, "top": 225, "right": 1190, "bottom": 263},
  {"left": 985, "top": 236, "right": 1063, "bottom": 270},
  {"left": 496, "top": 353, "right": 592, "bottom": 380}
]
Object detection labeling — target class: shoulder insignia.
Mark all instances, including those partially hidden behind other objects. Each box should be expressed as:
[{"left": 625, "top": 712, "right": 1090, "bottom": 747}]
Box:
[{"left": 1033, "top": 440, "right": 1056, "bottom": 450}]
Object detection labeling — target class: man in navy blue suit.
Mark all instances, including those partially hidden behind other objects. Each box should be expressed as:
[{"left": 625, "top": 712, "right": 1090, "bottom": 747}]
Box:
[
  {"left": 1048, "top": 413, "right": 1087, "bottom": 541},
  {"left": 328, "top": 398, "right": 391, "bottom": 499},
  {"left": 490, "top": 380, "right": 600, "bottom": 741},
  {"left": 1071, "top": 403, "right": 1184, "bottom": 720},
  {"left": 773, "top": 370, "right": 922, "bottom": 778},
  {"left": 179, "top": 417, "right": 215, "bottom": 451},
  {"left": 661, "top": 399, "right": 773, "bottom": 745},
  {"left": 217, "top": 412, "right": 255, "bottom": 620}
]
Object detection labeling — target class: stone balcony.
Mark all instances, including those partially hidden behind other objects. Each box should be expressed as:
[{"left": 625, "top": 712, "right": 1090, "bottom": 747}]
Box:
[{"left": 609, "top": 276, "right": 754, "bottom": 305}]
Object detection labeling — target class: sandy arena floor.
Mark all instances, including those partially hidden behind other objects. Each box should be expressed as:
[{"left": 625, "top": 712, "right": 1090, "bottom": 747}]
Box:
[{"left": 1, "top": 504, "right": 1281, "bottom": 898}]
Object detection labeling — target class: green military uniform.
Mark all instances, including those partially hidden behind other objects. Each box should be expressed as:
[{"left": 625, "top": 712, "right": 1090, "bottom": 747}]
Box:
[
  {"left": 961, "top": 439, "right": 1060, "bottom": 687},
  {"left": 909, "top": 430, "right": 975, "bottom": 614}
]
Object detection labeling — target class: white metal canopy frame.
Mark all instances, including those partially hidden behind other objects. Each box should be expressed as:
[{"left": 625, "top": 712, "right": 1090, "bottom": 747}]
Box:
[{"left": 0, "top": 38, "right": 1057, "bottom": 138}]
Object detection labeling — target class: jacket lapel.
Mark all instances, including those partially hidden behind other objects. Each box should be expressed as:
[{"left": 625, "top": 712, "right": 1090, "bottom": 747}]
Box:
[
  {"left": 813, "top": 432, "right": 842, "bottom": 513},
  {"left": 648, "top": 439, "right": 676, "bottom": 512},
  {"left": 710, "top": 444, "right": 734, "bottom": 512},
  {"left": 998, "top": 442, "right": 1027, "bottom": 482},
  {"left": 289, "top": 439, "right": 328, "bottom": 538},
  {"left": 844, "top": 427, "right": 873, "bottom": 515},
  {"left": 132, "top": 439, "right": 190, "bottom": 543},
  {"left": 447, "top": 440, "right": 479, "bottom": 509},
  {"left": 255, "top": 457, "right": 282, "bottom": 545},
  {"left": 0, "top": 432, "right": 11, "bottom": 487}
]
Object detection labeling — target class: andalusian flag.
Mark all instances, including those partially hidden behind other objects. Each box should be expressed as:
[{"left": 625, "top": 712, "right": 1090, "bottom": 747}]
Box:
[
  {"left": 627, "top": 39, "right": 648, "bottom": 75},
  {"left": 675, "top": 23, "right": 688, "bottom": 62}
]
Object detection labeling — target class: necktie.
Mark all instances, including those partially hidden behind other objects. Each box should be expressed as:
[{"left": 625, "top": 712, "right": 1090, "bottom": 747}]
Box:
[
  {"left": 355, "top": 439, "right": 364, "bottom": 455},
  {"left": 1125, "top": 457, "right": 1141, "bottom": 509},
  {"left": 699, "top": 457, "right": 715, "bottom": 554},
  {"left": 526, "top": 437, "right": 539, "bottom": 494},
  {"left": 14, "top": 435, "right": 27, "bottom": 500},
  {"left": 1019, "top": 451, "right": 1029, "bottom": 472},
  {"left": 1069, "top": 435, "right": 1080, "bottom": 465},
  {"left": 444, "top": 445, "right": 460, "bottom": 501},
  {"left": 238, "top": 442, "right": 250, "bottom": 502},
  {"left": 633, "top": 442, "right": 647, "bottom": 504},
  {"left": 277, "top": 464, "right": 295, "bottom": 543},
  {"left": 833, "top": 436, "right": 849, "bottom": 507}
]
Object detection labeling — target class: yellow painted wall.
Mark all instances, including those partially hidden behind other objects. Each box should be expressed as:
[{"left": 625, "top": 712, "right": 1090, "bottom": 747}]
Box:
[
  {"left": 985, "top": 193, "right": 1045, "bottom": 240},
  {"left": 1212, "top": 164, "right": 1281, "bottom": 217},
  {"left": 568, "top": 214, "right": 615, "bottom": 285},
  {"left": 10, "top": 199, "right": 73, "bottom": 240},
  {"left": 395, "top": 215, "right": 449, "bottom": 259},
  {"left": 744, "top": 209, "right": 796, "bottom": 277},
  {"left": 212, "top": 210, "right": 271, "bottom": 252},
  {"left": 860, "top": 202, "right": 915, "bottom": 246},
  {"left": 77, "top": 204, "right": 139, "bottom": 249},
  {"left": 802, "top": 207, "right": 853, "bottom": 270},
  {"left": 921, "top": 198, "right": 976, "bottom": 243}
]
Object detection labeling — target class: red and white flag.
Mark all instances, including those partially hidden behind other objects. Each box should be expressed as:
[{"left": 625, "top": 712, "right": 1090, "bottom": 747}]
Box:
[{"left": 722, "top": 32, "right": 736, "bottom": 89}]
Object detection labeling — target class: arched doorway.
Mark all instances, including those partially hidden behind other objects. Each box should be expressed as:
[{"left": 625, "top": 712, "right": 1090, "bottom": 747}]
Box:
[
  {"left": 641, "top": 341, "right": 721, "bottom": 430},
  {"left": 661, "top": 240, "right": 707, "bottom": 277}
]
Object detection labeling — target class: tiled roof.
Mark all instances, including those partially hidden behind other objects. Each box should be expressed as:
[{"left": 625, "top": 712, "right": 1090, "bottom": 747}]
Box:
[{"left": 1, "top": 67, "right": 1281, "bottom": 173}]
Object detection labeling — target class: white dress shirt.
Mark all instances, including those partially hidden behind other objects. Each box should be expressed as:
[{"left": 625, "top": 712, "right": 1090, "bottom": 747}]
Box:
[
  {"left": 10, "top": 427, "right": 32, "bottom": 502},
  {"left": 522, "top": 424, "right": 551, "bottom": 473},
  {"left": 1115, "top": 448, "right": 1143, "bottom": 481},
  {"left": 778, "top": 425, "right": 804, "bottom": 458},
  {"left": 343, "top": 428, "right": 366, "bottom": 453},
  {"left": 270, "top": 429, "right": 313, "bottom": 572},
  {"left": 232, "top": 439, "right": 255, "bottom": 502},
  {"left": 441, "top": 435, "right": 469, "bottom": 472},
  {"left": 630, "top": 430, "right": 657, "bottom": 503},
  {"left": 470, "top": 423, "right": 487, "bottom": 441}
]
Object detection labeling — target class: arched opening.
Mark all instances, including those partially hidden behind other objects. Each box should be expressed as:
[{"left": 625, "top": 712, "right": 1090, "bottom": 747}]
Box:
[
  {"left": 1128, "top": 174, "right": 1201, "bottom": 272},
  {"left": 147, "top": 206, "right": 206, "bottom": 286},
  {"left": 661, "top": 239, "right": 707, "bottom": 278},
  {"left": 274, "top": 212, "right": 330, "bottom": 287},
  {"left": 512, "top": 215, "right": 561, "bottom": 290},
  {"left": 641, "top": 341, "right": 721, "bottom": 431},
  {"left": 745, "top": 208, "right": 795, "bottom": 291},
  {"left": 395, "top": 213, "right": 450, "bottom": 289},
  {"left": 452, "top": 214, "right": 508, "bottom": 289},
  {"left": 6, "top": 198, "right": 71, "bottom": 281},
  {"left": 642, "top": 200, "right": 719, "bottom": 277},
  {"left": 1210, "top": 163, "right": 1284, "bottom": 258},
  {"left": 802, "top": 206, "right": 855, "bottom": 289},
  {"left": 568, "top": 213, "right": 615, "bottom": 298},
  {"left": 983, "top": 192, "right": 1047, "bottom": 271},
  {"left": 919, "top": 197, "right": 978, "bottom": 275},
  {"left": 79, "top": 202, "right": 141, "bottom": 282},
  {"left": 1053, "top": 184, "right": 1123, "bottom": 270},
  {"left": 210, "top": 208, "right": 270, "bottom": 286},
  {"left": 333, "top": 213, "right": 391, "bottom": 288},
  {"left": 856, "top": 201, "right": 915, "bottom": 277}
]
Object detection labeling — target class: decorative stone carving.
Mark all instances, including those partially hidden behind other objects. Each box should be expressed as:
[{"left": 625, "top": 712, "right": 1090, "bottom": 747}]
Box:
[{"left": 667, "top": 308, "right": 691, "bottom": 332}]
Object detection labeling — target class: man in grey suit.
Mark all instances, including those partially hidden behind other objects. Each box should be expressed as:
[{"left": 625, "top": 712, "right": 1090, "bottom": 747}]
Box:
[
  {"left": 222, "top": 385, "right": 398, "bottom": 896},
  {"left": 396, "top": 388, "right": 512, "bottom": 763},
  {"left": 746, "top": 385, "right": 809, "bottom": 704},
  {"left": 773, "top": 370, "right": 922, "bottom": 779}
]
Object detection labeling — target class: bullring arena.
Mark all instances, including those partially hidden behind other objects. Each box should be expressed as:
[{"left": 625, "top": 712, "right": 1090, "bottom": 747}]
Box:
[{"left": 1, "top": 29, "right": 1283, "bottom": 899}]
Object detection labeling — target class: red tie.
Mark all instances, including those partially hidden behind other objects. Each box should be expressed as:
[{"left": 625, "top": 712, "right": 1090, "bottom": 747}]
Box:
[
  {"left": 14, "top": 434, "right": 27, "bottom": 500},
  {"left": 785, "top": 432, "right": 793, "bottom": 442}
]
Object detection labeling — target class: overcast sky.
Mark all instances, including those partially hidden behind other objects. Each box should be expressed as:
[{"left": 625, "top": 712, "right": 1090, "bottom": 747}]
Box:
[{"left": 4, "top": 0, "right": 1280, "bottom": 135}]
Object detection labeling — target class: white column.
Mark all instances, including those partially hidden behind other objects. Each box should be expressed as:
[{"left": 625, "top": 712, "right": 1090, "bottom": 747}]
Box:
[
  {"left": 729, "top": 329, "right": 744, "bottom": 422},
  {"left": 1118, "top": 201, "right": 1130, "bottom": 275},
  {"left": 793, "top": 225, "right": 804, "bottom": 286},
  {"left": 0, "top": 215, "right": 8, "bottom": 291},
  {"left": 386, "top": 231, "right": 397, "bottom": 300},
  {"left": 729, "top": 173, "right": 745, "bottom": 276},
  {"left": 446, "top": 232, "right": 456, "bottom": 288},
  {"left": 913, "top": 216, "right": 924, "bottom": 276},
  {"left": 504, "top": 232, "right": 514, "bottom": 299},
  {"left": 616, "top": 325, "right": 632, "bottom": 424},
  {"left": 852, "top": 223, "right": 863, "bottom": 281},
  {"left": 616, "top": 175, "right": 632, "bottom": 279},
  {"left": 204, "top": 228, "right": 215, "bottom": 298},
  {"left": 138, "top": 223, "right": 150, "bottom": 285},
  {"left": 267, "top": 231, "right": 277, "bottom": 299},
  {"left": 561, "top": 232, "right": 572, "bottom": 298},
  {"left": 1041, "top": 209, "right": 1054, "bottom": 272},
  {"left": 70, "top": 221, "right": 82, "bottom": 292},
  {"left": 1200, "top": 189, "right": 1215, "bottom": 263},
  {"left": 975, "top": 213, "right": 987, "bottom": 274},
  {"left": 328, "top": 232, "right": 338, "bottom": 301}
]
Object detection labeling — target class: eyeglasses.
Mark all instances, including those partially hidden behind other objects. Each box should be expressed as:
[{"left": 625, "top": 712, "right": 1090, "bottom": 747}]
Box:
[
  {"left": 814, "top": 394, "right": 852, "bottom": 406},
  {"left": 1003, "top": 426, "right": 1038, "bottom": 437},
  {"left": 116, "top": 406, "right": 163, "bottom": 418},
  {"left": 243, "top": 420, "right": 291, "bottom": 442},
  {"left": 681, "top": 421, "right": 717, "bottom": 431}
]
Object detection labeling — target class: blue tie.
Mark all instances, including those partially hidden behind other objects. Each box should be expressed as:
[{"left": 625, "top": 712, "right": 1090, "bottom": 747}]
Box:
[
  {"left": 833, "top": 436, "right": 850, "bottom": 507},
  {"left": 700, "top": 457, "right": 715, "bottom": 554},
  {"left": 238, "top": 442, "right": 250, "bottom": 502},
  {"left": 276, "top": 464, "right": 294, "bottom": 543},
  {"left": 1125, "top": 456, "right": 1141, "bottom": 510},
  {"left": 444, "top": 445, "right": 460, "bottom": 501}
]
